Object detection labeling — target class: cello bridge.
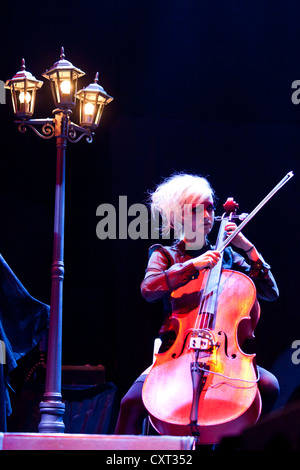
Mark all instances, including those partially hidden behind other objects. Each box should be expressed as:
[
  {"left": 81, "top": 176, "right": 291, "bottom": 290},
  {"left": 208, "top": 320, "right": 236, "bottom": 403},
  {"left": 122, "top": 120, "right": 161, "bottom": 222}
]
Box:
[{"left": 189, "top": 329, "right": 219, "bottom": 352}]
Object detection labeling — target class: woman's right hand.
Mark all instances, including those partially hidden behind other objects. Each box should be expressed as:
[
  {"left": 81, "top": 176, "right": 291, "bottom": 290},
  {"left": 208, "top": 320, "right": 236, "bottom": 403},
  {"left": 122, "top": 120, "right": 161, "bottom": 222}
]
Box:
[{"left": 192, "top": 250, "right": 221, "bottom": 271}]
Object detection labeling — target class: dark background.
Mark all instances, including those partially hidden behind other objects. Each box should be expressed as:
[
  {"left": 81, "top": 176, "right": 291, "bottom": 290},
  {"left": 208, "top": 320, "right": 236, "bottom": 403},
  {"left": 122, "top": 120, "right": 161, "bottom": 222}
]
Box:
[{"left": 1, "top": 1, "right": 300, "bottom": 405}]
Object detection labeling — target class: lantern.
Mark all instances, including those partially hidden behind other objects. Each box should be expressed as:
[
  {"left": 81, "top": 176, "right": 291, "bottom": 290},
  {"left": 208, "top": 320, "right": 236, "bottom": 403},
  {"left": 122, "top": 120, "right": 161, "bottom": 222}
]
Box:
[
  {"left": 76, "top": 72, "right": 113, "bottom": 130},
  {"left": 5, "top": 59, "right": 43, "bottom": 119},
  {"left": 42, "top": 47, "right": 85, "bottom": 110}
]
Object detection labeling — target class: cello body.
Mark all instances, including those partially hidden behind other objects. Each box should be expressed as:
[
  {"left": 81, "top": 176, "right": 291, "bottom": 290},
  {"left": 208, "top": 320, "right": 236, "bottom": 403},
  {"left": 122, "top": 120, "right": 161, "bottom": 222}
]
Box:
[{"left": 142, "top": 268, "right": 262, "bottom": 444}]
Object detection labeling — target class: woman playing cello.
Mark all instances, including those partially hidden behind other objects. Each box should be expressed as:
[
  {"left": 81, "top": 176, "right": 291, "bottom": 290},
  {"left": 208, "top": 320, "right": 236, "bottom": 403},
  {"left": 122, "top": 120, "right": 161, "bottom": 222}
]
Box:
[{"left": 115, "top": 172, "right": 279, "bottom": 436}]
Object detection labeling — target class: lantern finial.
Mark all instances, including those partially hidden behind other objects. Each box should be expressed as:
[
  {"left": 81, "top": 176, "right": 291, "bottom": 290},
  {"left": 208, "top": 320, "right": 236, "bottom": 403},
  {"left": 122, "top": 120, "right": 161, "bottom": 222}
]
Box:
[
  {"left": 21, "top": 58, "right": 26, "bottom": 71},
  {"left": 60, "top": 47, "right": 65, "bottom": 60}
]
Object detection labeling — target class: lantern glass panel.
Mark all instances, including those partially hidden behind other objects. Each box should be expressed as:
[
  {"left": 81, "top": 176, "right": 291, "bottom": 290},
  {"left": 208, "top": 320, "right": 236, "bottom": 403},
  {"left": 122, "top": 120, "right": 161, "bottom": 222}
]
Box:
[
  {"left": 78, "top": 90, "right": 111, "bottom": 130},
  {"left": 48, "top": 69, "right": 77, "bottom": 109},
  {"left": 82, "top": 99, "right": 97, "bottom": 125},
  {"left": 94, "top": 102, "right": 105, "bottom": 126},
  {"left": 11, "top": 79, "right": 39, "bottom": 118},
  {"left": 79, "top": 94, "right": 103, "bottom": 130}
]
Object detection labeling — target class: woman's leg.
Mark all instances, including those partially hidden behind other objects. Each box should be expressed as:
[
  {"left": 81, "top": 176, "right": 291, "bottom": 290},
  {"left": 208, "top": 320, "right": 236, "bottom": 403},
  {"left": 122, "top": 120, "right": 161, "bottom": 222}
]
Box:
[
  {"left": 115, "top": 374, "right": 148, "bottom": 434},
  {"left": 257, "top": 366, "right": 280, "bottom": 415}
]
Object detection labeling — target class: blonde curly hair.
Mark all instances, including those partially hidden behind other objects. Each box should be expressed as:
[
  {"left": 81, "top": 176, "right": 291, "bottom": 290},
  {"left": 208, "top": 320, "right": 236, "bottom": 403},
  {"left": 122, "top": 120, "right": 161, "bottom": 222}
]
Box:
[{"left": 149, "top": 173, "right": 215, "bottom": 240}]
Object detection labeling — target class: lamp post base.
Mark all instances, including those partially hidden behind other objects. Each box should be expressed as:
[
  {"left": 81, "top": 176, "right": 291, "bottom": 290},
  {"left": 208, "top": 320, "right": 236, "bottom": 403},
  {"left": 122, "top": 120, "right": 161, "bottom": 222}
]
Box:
[{"left": 38, "top": 400, "right": 65, "bottom": 433}]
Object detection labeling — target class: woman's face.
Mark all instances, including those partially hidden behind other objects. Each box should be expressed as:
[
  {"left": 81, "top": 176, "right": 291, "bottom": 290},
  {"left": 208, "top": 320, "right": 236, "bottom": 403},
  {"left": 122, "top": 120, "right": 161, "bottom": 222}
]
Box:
[{"left": 183, "top": 194, "right": 215, "bottom": 247}]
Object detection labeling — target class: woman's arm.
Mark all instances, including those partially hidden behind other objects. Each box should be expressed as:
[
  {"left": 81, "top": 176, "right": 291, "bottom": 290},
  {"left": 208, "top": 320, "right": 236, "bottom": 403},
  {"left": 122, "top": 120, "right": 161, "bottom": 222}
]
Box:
[
  {"left": 141, "top": 248, "right": 198, "bottom": 302},
  {"left": 141, "top": 246, "right": 221, "bottom": 302},
  {"left": 224, "top": 222, "right": 279, "bottom": 301}
]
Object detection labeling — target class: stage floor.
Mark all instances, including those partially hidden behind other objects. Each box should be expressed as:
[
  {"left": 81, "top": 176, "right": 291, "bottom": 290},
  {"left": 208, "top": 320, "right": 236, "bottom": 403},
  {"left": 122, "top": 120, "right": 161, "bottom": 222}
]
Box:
[{"left": 0, "top": 432, "right": 194, "bottom": 450}]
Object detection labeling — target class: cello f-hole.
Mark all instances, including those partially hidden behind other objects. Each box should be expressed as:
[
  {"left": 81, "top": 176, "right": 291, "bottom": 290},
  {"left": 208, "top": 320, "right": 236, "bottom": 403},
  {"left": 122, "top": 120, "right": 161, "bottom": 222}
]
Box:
[{"left": 218, "top": 331, "right": 237, "bottom": 359}]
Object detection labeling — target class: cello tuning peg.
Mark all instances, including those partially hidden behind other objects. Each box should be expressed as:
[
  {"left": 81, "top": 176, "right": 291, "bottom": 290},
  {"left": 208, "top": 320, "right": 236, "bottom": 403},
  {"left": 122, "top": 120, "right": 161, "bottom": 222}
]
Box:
[
  {"left": 223, "top": 197, "right": 239, "bottom": 213},
  {"left": 227, "top": 213, "right": 249, "bottom": 221}
]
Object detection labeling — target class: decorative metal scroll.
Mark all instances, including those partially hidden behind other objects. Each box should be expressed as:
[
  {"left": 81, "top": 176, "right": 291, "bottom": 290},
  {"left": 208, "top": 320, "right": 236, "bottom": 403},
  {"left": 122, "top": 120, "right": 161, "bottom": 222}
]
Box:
[
  {"left": 16, "top": 119, "right": 94, "bottom": 143},
  {"left": 17, "top": 119, "right": 55, "bottom": 140}
]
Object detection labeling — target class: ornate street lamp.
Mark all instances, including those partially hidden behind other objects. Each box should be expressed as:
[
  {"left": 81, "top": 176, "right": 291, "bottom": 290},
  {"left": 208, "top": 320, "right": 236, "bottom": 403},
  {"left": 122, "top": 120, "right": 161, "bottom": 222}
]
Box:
[{"left": 5, "top": 48, "right": 113, "bottom": 434}]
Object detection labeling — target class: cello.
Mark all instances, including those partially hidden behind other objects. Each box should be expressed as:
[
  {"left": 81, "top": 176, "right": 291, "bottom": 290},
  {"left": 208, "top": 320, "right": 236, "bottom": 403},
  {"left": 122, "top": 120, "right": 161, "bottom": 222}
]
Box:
[{"left": 142, "top": 172, "right": 293, "bottom": 445}]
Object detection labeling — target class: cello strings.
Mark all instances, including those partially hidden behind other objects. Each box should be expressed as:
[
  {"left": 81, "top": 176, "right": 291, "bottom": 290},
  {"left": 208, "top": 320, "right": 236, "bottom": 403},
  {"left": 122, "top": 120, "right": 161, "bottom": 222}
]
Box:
[
  {"left": 197, "top": 364, "right": 260, "bottom": 384},
  {"left": 191, "top": 216, "right": 227, "bottom": 345}
]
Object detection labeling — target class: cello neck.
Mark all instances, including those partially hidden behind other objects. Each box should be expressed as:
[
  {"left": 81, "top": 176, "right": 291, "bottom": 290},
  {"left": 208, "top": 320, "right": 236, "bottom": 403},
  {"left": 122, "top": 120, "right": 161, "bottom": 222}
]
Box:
[{"left": 198, "top": 218, "right": 227, "bottom": 319}]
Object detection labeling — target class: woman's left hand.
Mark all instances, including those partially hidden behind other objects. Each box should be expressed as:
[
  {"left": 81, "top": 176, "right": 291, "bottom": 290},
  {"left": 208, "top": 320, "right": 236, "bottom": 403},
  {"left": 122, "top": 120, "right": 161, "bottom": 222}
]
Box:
[{"left": 224, "top": 222, "right": 254, "bottom": 252}]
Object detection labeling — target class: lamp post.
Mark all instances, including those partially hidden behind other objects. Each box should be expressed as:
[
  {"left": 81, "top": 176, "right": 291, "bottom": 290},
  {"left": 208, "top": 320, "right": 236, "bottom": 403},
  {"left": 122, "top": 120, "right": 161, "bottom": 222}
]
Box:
[{"left": 5, "top": 47, "right": 113, "bottom": 433}]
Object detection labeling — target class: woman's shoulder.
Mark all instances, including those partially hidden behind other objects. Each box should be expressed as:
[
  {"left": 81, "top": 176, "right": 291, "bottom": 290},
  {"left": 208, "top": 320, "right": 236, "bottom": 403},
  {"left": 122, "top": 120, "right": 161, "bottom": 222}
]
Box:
[{"left": 148, "top": 240, "right": 186, "bottom": 262}]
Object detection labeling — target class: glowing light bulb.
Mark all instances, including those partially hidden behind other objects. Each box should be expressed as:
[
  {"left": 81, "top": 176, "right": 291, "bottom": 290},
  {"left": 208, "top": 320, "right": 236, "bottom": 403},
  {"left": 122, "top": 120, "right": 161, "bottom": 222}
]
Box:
[
  {"left": 84, "top": 102, "right": 95, "bottom": 116},
  {"left": 60, "top": 80, "right": 71, "bottom": 94},
  {"left": 19, "top": 91, "right": 31, "bottom": 103}
]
